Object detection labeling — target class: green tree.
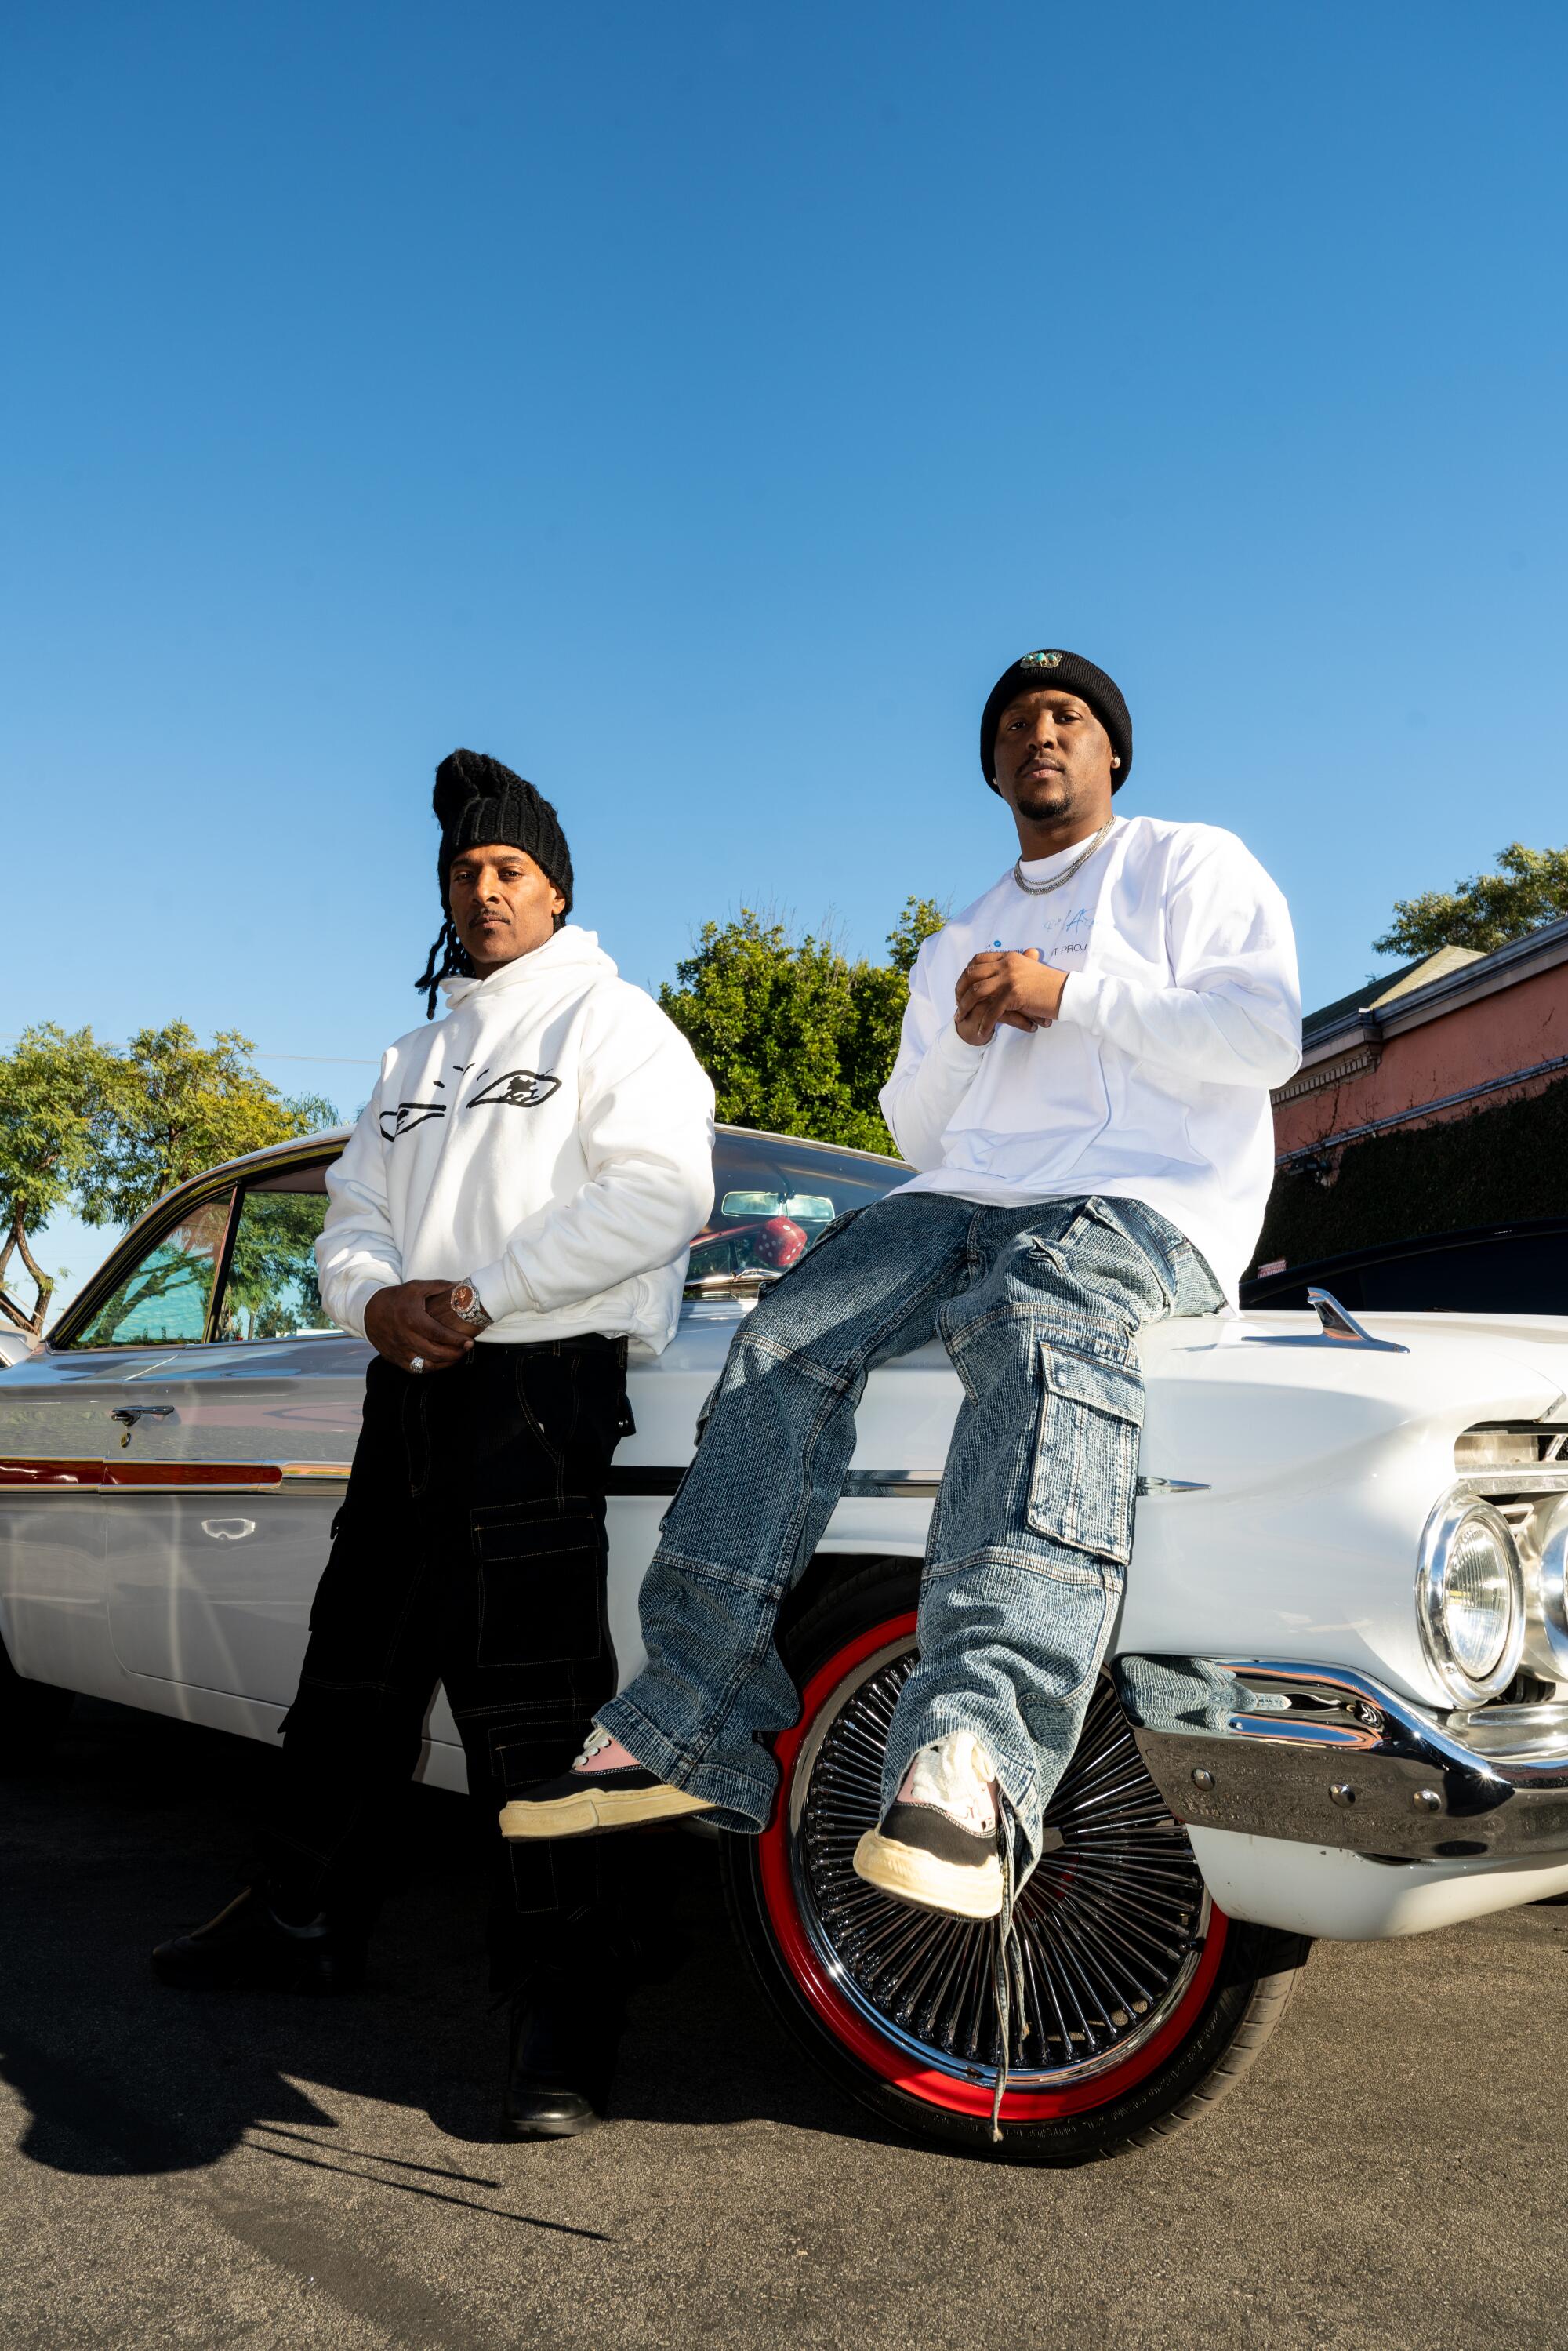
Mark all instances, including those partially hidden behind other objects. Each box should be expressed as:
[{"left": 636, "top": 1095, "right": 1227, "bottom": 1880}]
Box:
[
  {"left": 0, "top": 1024, "right": 119, "bottom": 1336},
  {"left": 83, "top": 1023, "right": 336, "bottom": 1230},
  {"left": 220, "top": 1193, "right": 329, "bottom": 1339},
  {"left": 660, "top": 897, "right": 945, "bottom": 1154},
  {"left": 0, "top": 1019, "right": 336, "bottom": 1339},
  {"left": 1374, "top": 841, "right": 1568, "bottom": 959}
]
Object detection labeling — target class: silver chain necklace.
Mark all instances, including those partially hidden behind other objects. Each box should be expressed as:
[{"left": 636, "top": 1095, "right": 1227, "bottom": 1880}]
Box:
[{"left": 1011, "top": 815, "right": 1116, "bottom": 896}]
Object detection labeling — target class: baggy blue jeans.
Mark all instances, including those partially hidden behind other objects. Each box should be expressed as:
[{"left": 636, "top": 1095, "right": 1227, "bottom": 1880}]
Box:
[{"left": 599, "top": 1191, "right": 1222, "bottom": 1876}]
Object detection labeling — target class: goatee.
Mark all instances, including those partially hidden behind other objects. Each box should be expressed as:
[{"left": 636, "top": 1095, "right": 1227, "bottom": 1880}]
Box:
[{"left": 1015, "top": 778, "right": 1073, "bottom": 821}]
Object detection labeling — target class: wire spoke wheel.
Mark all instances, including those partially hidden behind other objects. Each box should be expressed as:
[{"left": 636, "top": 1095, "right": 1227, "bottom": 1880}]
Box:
[
  {"left": 792, "top": 1639, "right": 1210, "bottom": 2089},
  {"left": 731, "top": 1573, "right": 1309, "bottom": 2159}
]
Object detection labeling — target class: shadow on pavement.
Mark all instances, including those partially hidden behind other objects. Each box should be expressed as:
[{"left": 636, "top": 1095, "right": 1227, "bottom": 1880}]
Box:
[{"left": 0, "top": 1696, "right": 887, "bottom": 2187}]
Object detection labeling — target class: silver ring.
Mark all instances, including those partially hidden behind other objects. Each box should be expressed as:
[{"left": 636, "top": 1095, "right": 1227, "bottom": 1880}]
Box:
[{"left": 409, "top": 1354, "right": 426, "bottom": 1374}]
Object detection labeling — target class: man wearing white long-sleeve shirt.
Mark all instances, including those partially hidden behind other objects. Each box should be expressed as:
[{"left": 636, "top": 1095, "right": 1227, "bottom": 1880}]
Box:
[
  {"left": 884, "top": 663, "right": 1295, "bottom": 1306},
  {"left": 506, "top": 652, "right": 1300, "bottom": 2032}
]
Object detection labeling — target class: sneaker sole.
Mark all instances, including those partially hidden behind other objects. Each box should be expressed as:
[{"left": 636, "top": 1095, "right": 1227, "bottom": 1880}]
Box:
[
  {"left": 498, "top": 1786, "right": 717, "bottom": 1840},
  {"left": 499, "top": 2109, "right": 601, "bottom": 2142},
  {"left": 851, "top": 1827, "right": 1004, "bottom": 1919}
]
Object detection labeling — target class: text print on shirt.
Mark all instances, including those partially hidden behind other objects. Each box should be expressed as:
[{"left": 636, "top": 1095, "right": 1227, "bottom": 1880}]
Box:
[
  {"left": 469, "top": 1069, "right": 561, "bottom": 1109},
  {"left": 380, "top": 1066, "right": 562, "bottom": 1140},
  {"left": 989, "top": 905, "right": 1095, "bottom": 961},
  {"left": 380, "top": 1101, "right": 446, "bottom": 1139}
]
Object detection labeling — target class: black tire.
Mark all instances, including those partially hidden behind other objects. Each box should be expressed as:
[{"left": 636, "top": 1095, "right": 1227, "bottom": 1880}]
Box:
[
  {"left": 0, "top": 1631, "right": 75, "bottom": 1769},
  {"left": 722, "top": 1561, "right": 1308, "bottom": 2164}
]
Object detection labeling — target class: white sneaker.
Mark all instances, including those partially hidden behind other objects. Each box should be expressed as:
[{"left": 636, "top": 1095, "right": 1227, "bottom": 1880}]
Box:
[{"left": 851, "top": 1733, "right": 1004, "bottom": 1919}]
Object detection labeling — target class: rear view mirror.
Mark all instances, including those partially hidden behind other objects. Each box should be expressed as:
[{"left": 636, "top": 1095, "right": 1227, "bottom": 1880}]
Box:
[
  {"left": 720, "top": 1191, "right": 837, "bottom": 1224},
  {"left": 720, "top": 1191, "right": 784, "bottom": 1218}
]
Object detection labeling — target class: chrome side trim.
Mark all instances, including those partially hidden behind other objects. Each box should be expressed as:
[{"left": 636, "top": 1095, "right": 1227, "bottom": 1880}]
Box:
[
  {"left": 1117, "top": 1657, "right": 1568, "bottom": 1861},
  {"left": 1, "top": 1456, "right": 1212, "bottom": 1504},
  {"left": 842, "top": 1470, "right": 939, "bottom": 1499},
  {"left": 601, "top": 1467, "right": 1209, "bottom": 1503}
]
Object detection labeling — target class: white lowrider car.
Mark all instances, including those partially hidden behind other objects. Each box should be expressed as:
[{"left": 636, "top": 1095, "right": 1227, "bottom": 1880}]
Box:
[{"left": 4, "top": 1125, "right": 1568, "bottom": 2164}]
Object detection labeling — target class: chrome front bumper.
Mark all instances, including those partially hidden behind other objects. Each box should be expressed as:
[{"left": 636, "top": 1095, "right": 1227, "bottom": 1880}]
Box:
[{"left": 1116, "top": 1658, "right": 1568, "bottom": 1861}]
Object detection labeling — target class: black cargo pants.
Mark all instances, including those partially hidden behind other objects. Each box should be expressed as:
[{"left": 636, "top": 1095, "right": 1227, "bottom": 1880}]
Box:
[{"left": 258, "top": 1335, "right": 633, "bottom": 1991}]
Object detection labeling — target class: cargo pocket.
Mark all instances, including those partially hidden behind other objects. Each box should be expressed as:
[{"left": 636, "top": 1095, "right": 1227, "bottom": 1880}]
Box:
[
  {"left": 471, "top": 1497, "right": 605, "bottom": 1668},
  {"left": 1026, "top": 1339, "right": 1144, "bottom": 1567}
]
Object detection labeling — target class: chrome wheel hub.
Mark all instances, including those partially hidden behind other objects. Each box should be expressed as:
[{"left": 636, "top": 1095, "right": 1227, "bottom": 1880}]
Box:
[{"left": 789, "top": 1641, "right": 1211, "bottom": 2087}]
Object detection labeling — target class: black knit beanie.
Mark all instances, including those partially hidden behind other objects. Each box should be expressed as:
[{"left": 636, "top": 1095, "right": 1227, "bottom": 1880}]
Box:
[
  {"left": 979, "top": 649, "right": 1133, "bottom": 793},
  {"left": 413, "top": 750, "right": 575, "bottom": 1015},
  {"left": 433, "top": 747, "right": 574, "bottom": 911}
]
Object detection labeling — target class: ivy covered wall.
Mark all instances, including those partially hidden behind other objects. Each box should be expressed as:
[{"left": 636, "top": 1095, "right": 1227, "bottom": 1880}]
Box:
[{"left": 1256, "top": 1074, "right": 1568, "bottom": 1271}]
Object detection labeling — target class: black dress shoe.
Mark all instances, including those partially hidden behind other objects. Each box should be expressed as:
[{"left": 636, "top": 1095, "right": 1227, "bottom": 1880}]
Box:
[
  {"left": 152, "top": 1886, "right": 367, "bottom": 1993},
  {"left": 501, "top": 1968, "right": 624, "bottom": 2141}
]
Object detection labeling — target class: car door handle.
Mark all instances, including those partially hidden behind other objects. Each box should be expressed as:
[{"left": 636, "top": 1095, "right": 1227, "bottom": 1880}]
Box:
[
  {"left": 200, "top": 1517, "right": 256, "bottom": 1543},
  {"left": 110, "top": 1405, "right": 178, "bottom": 1448}
]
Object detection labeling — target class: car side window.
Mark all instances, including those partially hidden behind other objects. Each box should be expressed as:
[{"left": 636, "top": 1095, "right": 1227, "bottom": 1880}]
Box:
[
  {"left": 213, "top": 1166, "right": 334, "bottom": 1343},
  {"left": 69, "top": 1194, "right": 235, "bottom": 1349}
]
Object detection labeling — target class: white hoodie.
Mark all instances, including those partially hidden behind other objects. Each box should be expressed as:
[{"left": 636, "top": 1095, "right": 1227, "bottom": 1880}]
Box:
[
  {"left": 316, "top": 925, "right": 715, "bottom": 1354},
  {"left": 880, "top": 816, "right": 1301, "bottom": 1301}
]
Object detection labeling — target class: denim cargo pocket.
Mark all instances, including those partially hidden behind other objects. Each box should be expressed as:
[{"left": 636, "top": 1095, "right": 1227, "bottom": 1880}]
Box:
[
  {"left": 1026, "top": 1339, "right": 1144, "bottom": 1566},
  {"left": 471, "top": 1496, "right": 604, "bottom": 1668}
]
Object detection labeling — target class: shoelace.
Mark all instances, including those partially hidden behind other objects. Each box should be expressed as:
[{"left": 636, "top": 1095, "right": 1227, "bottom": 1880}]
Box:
[
  {"left": 575, "top": 1723, "right": 614, "bottom": 1768},
  {"left": 989, "top": 1803, "right": 1029, "bottom": 2144}
]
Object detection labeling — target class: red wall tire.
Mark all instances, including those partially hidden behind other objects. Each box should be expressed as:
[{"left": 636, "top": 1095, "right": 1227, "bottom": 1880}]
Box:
[{"left": 722, "top": 1564, "right": 1308, "bottom": 2162}]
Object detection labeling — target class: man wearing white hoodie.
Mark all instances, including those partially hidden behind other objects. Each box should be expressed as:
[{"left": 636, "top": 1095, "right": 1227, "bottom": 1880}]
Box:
[
  {"left": 154, "top": 750, "right": 715, "bottom": 2141},
  {"left": 503, "top": 651, "right": 1301, "bottom": 2118}
]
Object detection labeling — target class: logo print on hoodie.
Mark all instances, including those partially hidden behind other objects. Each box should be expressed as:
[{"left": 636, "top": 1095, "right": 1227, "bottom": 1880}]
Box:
[
  {"left": 468, "top": 1068, "right": 561, "bottom": 1110},
  {"left": 380, "top": 1101, "right": 448, "bottom": 1140}
]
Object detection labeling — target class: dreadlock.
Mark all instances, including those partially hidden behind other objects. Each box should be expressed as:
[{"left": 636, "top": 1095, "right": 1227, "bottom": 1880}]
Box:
[{"left": 415, "top": 916, "right": 474, "bottom": 1019}]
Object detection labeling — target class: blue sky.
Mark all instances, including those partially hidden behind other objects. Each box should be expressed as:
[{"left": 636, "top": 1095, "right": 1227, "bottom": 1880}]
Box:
[{"left": 5, "top": 1, "right": 1566, "bottom": 1301}]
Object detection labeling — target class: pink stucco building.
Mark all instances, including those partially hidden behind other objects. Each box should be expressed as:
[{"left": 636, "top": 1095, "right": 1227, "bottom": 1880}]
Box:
[{"left": 1272, "top": 913, "right": 1568, "bottom": 1182}]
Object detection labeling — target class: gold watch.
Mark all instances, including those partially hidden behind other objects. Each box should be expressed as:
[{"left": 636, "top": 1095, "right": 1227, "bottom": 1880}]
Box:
[{"left": 449, "top": 1280, "right": 492, "bottom": 1331}]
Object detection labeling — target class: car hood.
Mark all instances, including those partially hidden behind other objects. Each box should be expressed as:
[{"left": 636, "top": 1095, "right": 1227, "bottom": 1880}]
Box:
[{"left": 648, "top": 1301, "right": 1568, "bottom": 1478}]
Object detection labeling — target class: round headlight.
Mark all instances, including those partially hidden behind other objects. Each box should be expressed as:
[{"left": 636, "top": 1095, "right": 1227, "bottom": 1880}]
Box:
[
  {"left": 1521, "top": 1492, "right": 1568, "bottom": 1679},
  {"left": 1417, "top": 1491, "right": 1524, "bottom": 1704}
]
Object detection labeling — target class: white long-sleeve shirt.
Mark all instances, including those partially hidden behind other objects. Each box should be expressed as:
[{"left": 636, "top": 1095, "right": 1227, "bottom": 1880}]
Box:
[
  {"left": 880, "top": 816, "right": 1301, "bottom": 1300},
  {"left": 317, "top": 925, "right": 715, "bottom": 1354}
]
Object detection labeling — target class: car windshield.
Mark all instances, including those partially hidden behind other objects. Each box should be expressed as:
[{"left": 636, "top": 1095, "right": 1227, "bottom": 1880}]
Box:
[{"left": 687, "top": 1129, "right": 907, "bottom": 1288}]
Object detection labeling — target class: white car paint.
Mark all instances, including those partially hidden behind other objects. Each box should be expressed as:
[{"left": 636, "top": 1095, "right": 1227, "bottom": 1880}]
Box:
[{"left": 3, "top": 1133, "right": 1568, "bottom": 1949}]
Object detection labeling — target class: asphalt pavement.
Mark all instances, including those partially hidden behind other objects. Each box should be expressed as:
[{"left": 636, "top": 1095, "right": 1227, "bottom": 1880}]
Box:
[{"left": 2, "top": 1694, "right": 1566, "bottom": 2351}]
